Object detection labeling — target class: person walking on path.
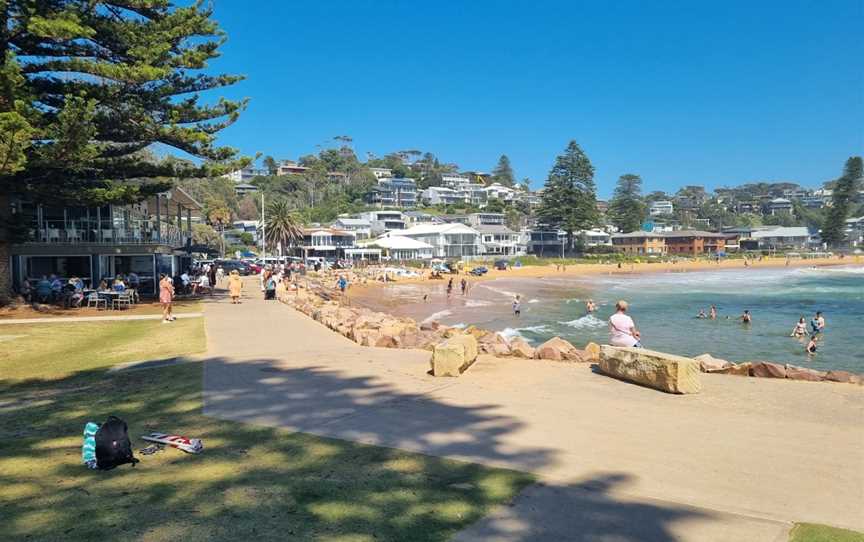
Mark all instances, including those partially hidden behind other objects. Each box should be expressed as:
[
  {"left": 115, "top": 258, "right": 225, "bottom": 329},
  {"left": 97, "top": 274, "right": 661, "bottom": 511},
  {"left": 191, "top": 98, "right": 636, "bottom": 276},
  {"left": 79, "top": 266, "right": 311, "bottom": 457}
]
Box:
[
  {"left": 460, "top": 278, "right": 467, "bottom": 296},
  {"left": 216, "top": 265, "right": 225, "bottom": 286},
  {"left": 208, "top": 265, "right": 217, "bottom": 295},
  {"left": 228, "top": 270, "right": 243, "bottom": 304},
  {"left": 609, "top": 300, "right": 641, "bottom": 347},
  {"left": 159, "top": 274, "right": 175, "bottom": 323}
]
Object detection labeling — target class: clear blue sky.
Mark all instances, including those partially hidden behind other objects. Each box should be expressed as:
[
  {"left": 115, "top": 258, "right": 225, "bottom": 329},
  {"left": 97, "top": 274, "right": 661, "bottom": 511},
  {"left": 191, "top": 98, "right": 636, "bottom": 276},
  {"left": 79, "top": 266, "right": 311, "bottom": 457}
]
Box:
[{"left": 208, "top": 0, "right": 863, "bottom": 198}]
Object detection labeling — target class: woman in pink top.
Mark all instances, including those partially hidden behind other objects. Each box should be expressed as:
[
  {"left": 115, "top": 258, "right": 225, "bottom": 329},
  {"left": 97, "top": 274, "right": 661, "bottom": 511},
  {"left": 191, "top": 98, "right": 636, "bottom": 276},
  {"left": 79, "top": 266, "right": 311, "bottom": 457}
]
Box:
[
  {"left": 159, "top": 274, "right": 175, "bottom": 323},
  {"left": 609, "top": 300, "right": 641, "bottom": 347}
]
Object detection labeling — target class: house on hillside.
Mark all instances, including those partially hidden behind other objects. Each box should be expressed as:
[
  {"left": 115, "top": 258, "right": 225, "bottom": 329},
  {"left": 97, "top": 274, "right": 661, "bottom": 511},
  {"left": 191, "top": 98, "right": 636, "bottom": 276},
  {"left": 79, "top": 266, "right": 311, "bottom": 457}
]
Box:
[
  {"left": 293, "top": 227, "right": 356, "bottom": 260},
  {"left": 8, "top": 187, "right": 202, "bottom": 297},
  {"left": 649, "top": 200, "right": 674, "bottom": 216},
  {"left": 389, "top": 223, "right": 482, "bottom": 259},
  {"left": 367, "top": 178, "right": 417, "bottom": 208}
]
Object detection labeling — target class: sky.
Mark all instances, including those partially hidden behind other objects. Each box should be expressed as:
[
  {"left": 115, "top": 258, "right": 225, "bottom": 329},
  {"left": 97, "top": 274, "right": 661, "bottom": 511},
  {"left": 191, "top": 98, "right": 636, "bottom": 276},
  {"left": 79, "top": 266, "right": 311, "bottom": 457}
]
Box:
[{"left": 207, "top": 1, "right": 863, "bottom": 198}]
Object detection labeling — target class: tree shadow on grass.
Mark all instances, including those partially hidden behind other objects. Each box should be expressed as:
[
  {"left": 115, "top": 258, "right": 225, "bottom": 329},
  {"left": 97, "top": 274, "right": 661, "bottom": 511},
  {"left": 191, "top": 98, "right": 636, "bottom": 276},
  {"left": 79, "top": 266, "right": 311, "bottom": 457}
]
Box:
[{"left": 0, "top": 360, "right": 542, "bottom": 541}]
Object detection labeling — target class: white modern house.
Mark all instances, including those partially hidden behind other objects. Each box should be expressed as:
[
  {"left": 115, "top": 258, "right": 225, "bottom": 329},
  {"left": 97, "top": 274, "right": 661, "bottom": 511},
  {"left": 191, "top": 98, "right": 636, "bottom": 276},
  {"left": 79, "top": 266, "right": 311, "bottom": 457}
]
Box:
[
  {"left": 421, "top": 186, "right": 463, "bottom": 206},
  {"left": 356, "top": 210, "right": 406, "bottom": 235},
  {"left": 484, "top": 182, "right": 518, "bottom": 202},
  {"left": 468, "top": 213, "right": 505, "bottom": 227},
  {"left": 649, "top": 200, "right": 674, "bottom": 216},
  {"left": 364, "top": 234, "right": 435, "bottom": 260},
  {"left": 476, "top": 225, "right": 524, "bottom": 256},
  {"left": 332, "top": 217, "right": 372, "bottom": 240},
  {"left": 369, "top": 167, "right": 393, "bottom": 180},
  {"left": 389, "top": 223, "right": 482, "bottom": 259},
  {"left": 749, "top": 226, "right": 813, "bottom": 249},
  {"left": 580, "top": 229, "right": 613, "bottom": 247}
]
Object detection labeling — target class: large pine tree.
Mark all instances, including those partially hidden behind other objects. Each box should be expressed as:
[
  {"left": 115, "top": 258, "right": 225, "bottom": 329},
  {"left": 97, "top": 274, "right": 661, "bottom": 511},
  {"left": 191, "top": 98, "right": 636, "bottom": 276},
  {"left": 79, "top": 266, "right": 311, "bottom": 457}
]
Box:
[
  {"left": 608, "top": 174, "right": 645, "bottom": 233},
  {"left": 491, "top": 154, "right": 515, "bottom": 186},
  {"left": 536, "top": 140, "right": 598, "bottom": 253},
  {"left": 821, "top": 156, "right": 863, "bottom": 247},
  {"left": 0, "top": 0, "right": 247, "bottom": 295}
]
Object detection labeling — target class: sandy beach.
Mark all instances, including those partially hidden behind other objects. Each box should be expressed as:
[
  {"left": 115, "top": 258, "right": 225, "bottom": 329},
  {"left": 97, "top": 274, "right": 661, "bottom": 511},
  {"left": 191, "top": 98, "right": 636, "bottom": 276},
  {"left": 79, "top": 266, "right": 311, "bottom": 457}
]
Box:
[{"left": 349, "top": 255, "right": 857, "bottom": 297}]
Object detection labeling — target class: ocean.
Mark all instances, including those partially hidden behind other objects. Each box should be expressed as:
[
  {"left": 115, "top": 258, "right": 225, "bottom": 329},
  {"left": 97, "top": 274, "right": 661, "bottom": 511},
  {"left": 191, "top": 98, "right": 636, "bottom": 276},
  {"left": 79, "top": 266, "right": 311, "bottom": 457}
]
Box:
[{"left": 355, "top": 266, "right": 864, "bottom": 373}]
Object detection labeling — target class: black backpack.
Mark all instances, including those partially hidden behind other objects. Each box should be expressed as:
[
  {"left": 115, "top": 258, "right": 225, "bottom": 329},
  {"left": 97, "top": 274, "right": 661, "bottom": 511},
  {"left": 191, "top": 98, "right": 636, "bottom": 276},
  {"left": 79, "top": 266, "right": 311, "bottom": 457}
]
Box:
[{"left": 94, "top": 416, "right": 139, "bottom": 470}]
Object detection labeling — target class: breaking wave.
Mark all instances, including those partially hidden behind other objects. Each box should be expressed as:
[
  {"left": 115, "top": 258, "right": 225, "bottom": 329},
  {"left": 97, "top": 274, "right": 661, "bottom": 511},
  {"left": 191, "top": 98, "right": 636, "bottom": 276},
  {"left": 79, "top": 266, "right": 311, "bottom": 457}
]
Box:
[{"left": 559, "top": 314, "right": 606, "bottom": 329}]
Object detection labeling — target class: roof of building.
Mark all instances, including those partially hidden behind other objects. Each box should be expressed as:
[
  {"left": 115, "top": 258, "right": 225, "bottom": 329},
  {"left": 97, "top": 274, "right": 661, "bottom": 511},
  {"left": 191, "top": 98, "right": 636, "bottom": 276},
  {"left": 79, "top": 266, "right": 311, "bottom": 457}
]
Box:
[
  {"left": 611, "top": 231, "right": 665, "bottom": 239},
  {"left": 333, "top": 218, "right": 371, "bottom": 227},
  {"left": 750, "top": 227, "right": 810, "bottom": 239},
  {"left": 390, "top": 223, "right": 479, "bottom": 236},
  {"left": 368, "top": 235, "right": 435, "bottom": 251},
  {"left": 303, "top": 227, "right": 353, "bottom": 236},
  {"left": 661, "top": 230, "right": 727, "bottom": 238},
  {"left": 475, "top": 224, "right": 517, "bottom": 234}
]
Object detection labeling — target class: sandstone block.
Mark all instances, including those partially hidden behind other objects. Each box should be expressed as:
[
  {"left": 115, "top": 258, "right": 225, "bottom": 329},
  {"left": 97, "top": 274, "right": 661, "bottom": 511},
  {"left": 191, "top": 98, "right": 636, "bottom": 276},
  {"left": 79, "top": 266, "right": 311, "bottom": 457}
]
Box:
[
  {"left": 599, "top": 345, "right": 701, "bottom": 394},
  {"left": 584, "top": 342, "right": 601, "bottom": 362},
  {"left": 694, "top": 353, "right": 733, "bottom": 372},
  {"left": 431, "top": 335, "right": 479, "bottom": 377},
  {"left": 535, "top": 336, "right": 580, "bottom": 361},
  {"left": 750, "top": 362, "right": 787, "bottom": 378},
  {"left": 708, "top": 362, "right": 752, "bottom": 376},
  {"left": 510, "top": 338, "right": 536, "bottom": 359},
  {"left": 785, "top": 365, "right": 827, "bottom": 382},
  {"left": 824, "top": 370, "right": 862, "bottom": 384}
]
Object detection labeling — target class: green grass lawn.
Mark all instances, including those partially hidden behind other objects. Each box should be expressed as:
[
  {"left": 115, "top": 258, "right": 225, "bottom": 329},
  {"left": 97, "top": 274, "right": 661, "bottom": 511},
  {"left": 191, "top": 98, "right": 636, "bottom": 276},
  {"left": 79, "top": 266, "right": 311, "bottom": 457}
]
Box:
[
  {"left": 0, "top": 318, "right": 206, "bottom": 381},
  {"left": 790, "top": 523, "right": 864, "bottom": 542},
  {"left": 0, "top": 321, "right": 534, "bottom": 541}
]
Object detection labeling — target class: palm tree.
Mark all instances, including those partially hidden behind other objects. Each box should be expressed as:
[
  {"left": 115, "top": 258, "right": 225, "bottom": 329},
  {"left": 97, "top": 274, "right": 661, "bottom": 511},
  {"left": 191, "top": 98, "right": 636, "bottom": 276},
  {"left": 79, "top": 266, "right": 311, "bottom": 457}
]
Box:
[{"left": 264, "top": 199, "right": 304, "bottom": 255}]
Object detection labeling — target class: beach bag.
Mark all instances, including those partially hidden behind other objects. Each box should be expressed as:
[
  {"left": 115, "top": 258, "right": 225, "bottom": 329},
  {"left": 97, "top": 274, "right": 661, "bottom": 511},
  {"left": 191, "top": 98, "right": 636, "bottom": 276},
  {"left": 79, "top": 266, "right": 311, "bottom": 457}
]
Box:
[{"left": 94, "top": 416, "right": 139, "bottom": 470}]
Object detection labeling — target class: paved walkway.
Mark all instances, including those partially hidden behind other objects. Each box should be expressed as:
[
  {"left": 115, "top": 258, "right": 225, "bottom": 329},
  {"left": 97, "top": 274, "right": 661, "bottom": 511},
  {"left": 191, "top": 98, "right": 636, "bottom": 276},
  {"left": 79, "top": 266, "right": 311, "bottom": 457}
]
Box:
[
  {"left": 202, "top": 289, "right": 864, "bottom": 541},
  {"left": 0, "top": 312, "right": 203, "bottom": 325}
]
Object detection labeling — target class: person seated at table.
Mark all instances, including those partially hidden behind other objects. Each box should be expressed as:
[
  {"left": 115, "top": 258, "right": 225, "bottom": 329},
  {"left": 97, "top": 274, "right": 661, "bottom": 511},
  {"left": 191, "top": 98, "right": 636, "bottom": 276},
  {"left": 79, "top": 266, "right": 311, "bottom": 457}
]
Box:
[
  {"left": 35, "top": 276, "right": 53, "bottom": 303},
  {"left": 112, "top": 277, "right": 126, "bottom": 292},
  {"left": 98, "top": 279, "right": 109, "bottom": 291},
  {"left": 49, "top": 274, "right": 63, "bottom": 301},
  {"left": 197, "top": 272, "right": 210, "bottom": 294},
  {"left": 68, "top": 276, "right": 84, "bottom": 291},
  {"left": 19, "top": 279, "right": 32, "bottom": 303},
  {"left": 127, "top": 272, "right": 140, "bottom": 301}
]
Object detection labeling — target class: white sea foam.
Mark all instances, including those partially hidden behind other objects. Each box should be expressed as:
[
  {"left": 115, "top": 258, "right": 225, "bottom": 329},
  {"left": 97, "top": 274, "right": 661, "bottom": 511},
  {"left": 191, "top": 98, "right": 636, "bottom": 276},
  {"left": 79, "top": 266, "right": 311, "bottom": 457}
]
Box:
[
  {"left": 479, "top": 284, "right": 520, "bottom": 299},
  {"left": 451, "top": 322, "right": 467, "bottom": 329},
  {"left": 499, "top": 327, "right": 523, "bottom": 341},
  {"left": 564, "top": 298, "right": 581, "bottom": 304},
  {"left": 465, "top": 299, "right": 492, "bottom": 308},
  {"left": 527, "top": 299, "right": 540, "bottom": 304},
  {"left": 559, "top": 314, "right": 606, "bottom": 329},
  {"left": 519, "top": 325, "right": 552, "bottom": 334},
  {"left": 421, "top": 309, "right": 452, "bottom": 324}
]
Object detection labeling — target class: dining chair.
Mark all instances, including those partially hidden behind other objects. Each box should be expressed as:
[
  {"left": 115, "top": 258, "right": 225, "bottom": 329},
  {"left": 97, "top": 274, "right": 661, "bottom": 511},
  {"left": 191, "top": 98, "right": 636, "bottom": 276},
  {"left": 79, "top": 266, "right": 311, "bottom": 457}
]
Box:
[
  {"left": 112, "top": 293, "right": 132, "bottom": 310},
  {"left": 86, "top": 293, "right": 107, "bottom": 310}
]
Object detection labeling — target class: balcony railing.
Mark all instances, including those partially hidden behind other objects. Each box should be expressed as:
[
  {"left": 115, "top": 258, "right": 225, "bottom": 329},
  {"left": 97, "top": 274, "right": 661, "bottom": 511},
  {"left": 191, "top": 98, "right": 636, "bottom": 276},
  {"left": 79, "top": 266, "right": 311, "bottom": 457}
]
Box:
[{"left": 24, "top": 224, "right": 190, "bottom": 247}]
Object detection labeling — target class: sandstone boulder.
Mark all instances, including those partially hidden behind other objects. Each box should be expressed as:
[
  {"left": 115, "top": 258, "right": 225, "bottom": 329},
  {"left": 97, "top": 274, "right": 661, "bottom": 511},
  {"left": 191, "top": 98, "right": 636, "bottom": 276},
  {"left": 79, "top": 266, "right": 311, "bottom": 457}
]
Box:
[
  {"left": 465, "top": 325, "right": 490, "bottom": 341},
  {"left": 535, "top": 337, "right": 582, "bottom": 361},
  {"left": 584, "top": 342, "right": 601, "bottom": 362},
  {"left": 694, "top": 353, "right": 733, "bottom": 372},
  {"left": 420, "top": 321, "right": 440, "bottom": 331},
  {"left": 431, "top": 334, "right": 479, "bottom": 377},
  {"left": 708, "top": 362, "right": 752, "bottom": 376},
  {"left": 749, "top": 362, "right": 787, "bottom": 378},
  {"left": 785, "top": 365, "right": 827, "bottom": 382},
  {"left": 510, "top": 338, "right": 536, "bottom": 359},
  {"left": 599, "top": 345, "right": 701, "bottom": 394},
  {"left": 824, "top": 370, "right": 862, "bottom": 384}
]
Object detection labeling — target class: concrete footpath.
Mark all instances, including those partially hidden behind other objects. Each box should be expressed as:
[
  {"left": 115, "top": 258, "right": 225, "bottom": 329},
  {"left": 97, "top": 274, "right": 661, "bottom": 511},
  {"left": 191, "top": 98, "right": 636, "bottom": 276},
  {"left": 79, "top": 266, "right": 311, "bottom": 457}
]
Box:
[
  {"left": 0, "top": 312, "right": 203, "bottom": 325},
  {"left": 202, "top": 290, "right": 864, "bottom": 541}
]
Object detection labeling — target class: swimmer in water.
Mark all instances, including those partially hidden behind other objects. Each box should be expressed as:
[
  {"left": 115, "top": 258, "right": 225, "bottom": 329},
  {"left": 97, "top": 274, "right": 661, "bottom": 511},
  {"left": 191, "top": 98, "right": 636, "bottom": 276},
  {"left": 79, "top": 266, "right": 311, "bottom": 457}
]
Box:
[
  {"left": 739, "top": 310, "right": 752, "bottom": 324},
  {"left": 806, "top": 335, "right": 818, "bottom": 354},
  {"left": 586, "top": 299, "right": 596, "bottom": 313},
  {"left": 791, "top": 316, "right": 807, "bottom": 338},
  {"left": 709, "top": 305, "right": 717, "bottom": 320},
  {"left": 697, "top": 308, "right": 707, "bottom": 319}
]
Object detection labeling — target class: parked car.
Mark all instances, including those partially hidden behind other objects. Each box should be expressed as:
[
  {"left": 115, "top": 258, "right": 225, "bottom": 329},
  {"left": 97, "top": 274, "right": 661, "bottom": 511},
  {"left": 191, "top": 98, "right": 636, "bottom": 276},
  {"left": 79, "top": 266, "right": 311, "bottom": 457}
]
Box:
[
  {"left": 216, "top": 259, "right": 250, "bottom": 276},
  {"left": 470, "top": 266, "right": 488, "bottom": 276},
  {"left": 493, "top": 259, "right": 509, "bottom": 271}
]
